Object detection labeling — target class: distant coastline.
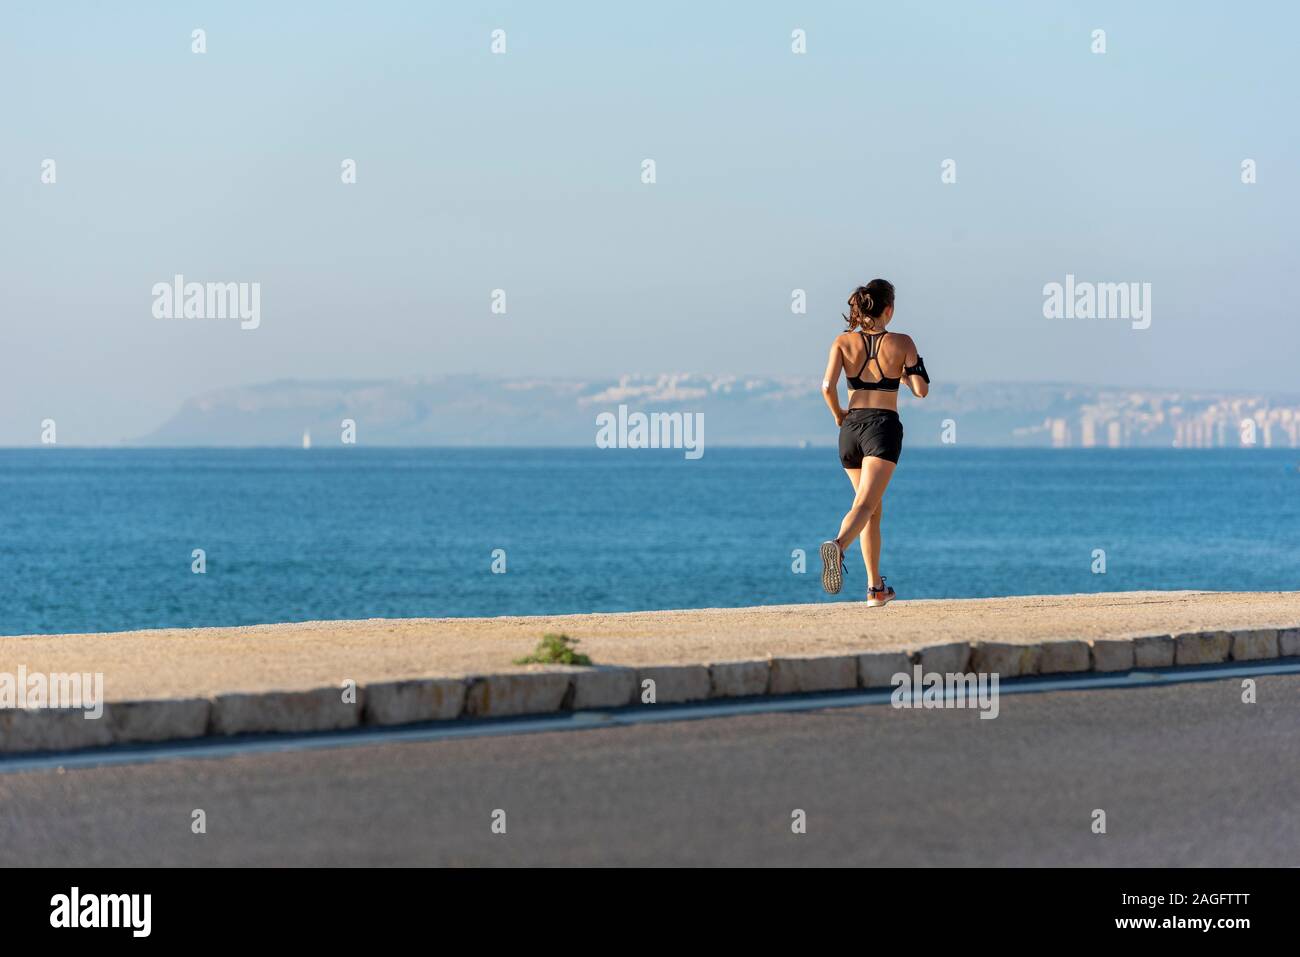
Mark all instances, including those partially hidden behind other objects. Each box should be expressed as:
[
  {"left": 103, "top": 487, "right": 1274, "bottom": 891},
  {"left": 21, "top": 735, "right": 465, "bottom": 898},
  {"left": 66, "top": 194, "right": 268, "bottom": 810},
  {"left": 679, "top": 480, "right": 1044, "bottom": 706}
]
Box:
[
  {"left": 7, "top": 376, "right": 1300, "bottom": 450},
  {"left": 118, "top": 375, "right": 1300, "bottom": 449}
]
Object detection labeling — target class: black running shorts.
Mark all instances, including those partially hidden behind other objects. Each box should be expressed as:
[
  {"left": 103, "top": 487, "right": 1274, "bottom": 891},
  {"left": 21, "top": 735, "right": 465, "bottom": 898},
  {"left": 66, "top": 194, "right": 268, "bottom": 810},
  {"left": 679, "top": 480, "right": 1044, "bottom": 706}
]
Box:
[{"left": 838, "top": 408, "right": 903, "bottom": 467}]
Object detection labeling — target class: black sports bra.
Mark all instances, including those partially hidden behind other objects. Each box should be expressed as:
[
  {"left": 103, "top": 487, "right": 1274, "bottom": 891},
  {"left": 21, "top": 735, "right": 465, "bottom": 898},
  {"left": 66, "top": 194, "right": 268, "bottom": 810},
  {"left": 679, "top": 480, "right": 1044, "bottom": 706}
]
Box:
[{"left": 845, "top": 332, "right": 900, "bottom": 392}]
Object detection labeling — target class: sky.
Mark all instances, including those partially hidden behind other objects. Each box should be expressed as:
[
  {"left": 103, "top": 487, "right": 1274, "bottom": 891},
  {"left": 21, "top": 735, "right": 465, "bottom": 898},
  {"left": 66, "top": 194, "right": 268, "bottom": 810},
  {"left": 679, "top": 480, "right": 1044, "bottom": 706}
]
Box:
[{"left": 3, "top": 1, "right": 1297, "bottom": 445}]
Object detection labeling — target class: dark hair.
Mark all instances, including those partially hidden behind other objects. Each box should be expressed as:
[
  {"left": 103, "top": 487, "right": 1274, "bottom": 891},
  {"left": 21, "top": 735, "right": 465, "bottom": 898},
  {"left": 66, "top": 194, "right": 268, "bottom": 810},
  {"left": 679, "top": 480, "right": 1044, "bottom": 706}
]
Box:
[{"left": 842, "top": 279, "right": 895, "bottom": 333}]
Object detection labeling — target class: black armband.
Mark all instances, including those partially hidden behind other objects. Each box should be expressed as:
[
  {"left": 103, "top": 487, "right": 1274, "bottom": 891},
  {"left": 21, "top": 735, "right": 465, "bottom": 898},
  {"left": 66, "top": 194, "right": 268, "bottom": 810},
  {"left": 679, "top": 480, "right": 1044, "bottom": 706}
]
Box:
[{"left": 904, "top": 356, "right": 930, "bottom": 384}]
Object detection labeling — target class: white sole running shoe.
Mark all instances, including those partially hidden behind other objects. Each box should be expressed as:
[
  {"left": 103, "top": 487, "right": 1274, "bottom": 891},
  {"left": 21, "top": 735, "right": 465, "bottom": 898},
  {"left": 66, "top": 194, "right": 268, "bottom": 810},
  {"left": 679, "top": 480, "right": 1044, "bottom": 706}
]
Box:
[
  {"left": 867, "top": 578, "right": 896, "bottom": 607},
  {"left": 820, "top": 541, "right": 844, "bottom": 594}
]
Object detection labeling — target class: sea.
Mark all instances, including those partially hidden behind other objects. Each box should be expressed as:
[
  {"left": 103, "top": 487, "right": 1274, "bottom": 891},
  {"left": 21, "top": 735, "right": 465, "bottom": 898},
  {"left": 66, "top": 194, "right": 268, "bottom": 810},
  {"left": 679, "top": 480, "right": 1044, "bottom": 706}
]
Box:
[{"left": 2, "top": 448, "right": 1298, "bottom": 636}]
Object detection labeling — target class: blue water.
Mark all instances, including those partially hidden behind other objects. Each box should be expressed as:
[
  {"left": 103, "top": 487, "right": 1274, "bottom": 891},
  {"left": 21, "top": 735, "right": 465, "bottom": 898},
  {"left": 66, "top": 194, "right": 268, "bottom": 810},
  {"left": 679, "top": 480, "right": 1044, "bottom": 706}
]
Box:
[{"left": 2, "top": 448, "right": 1298, "bottom": 636}]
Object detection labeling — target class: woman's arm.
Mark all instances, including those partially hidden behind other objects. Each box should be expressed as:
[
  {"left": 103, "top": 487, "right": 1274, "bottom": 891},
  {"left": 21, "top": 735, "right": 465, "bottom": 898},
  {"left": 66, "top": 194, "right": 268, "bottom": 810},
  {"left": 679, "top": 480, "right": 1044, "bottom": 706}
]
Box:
[
  {"left": 822, "top": 340, "right": 846, "bottom": 425},
  {"left": 901, "top": 335, "right": 929, "bottom": 398}
]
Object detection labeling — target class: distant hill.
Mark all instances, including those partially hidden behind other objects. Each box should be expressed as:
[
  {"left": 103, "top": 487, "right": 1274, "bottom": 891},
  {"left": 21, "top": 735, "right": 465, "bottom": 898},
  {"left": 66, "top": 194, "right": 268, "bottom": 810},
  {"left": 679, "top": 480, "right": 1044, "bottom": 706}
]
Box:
[{"left": 132, "top": 374, "right": 1300, "bottom": 448}]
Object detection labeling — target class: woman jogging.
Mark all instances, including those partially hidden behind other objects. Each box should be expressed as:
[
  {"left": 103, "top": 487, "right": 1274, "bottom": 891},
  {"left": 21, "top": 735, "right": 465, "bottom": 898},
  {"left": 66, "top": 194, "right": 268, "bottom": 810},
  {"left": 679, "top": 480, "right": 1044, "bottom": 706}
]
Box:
[{"left": 819, "top": 279, "right": 930, "bottom": 605}]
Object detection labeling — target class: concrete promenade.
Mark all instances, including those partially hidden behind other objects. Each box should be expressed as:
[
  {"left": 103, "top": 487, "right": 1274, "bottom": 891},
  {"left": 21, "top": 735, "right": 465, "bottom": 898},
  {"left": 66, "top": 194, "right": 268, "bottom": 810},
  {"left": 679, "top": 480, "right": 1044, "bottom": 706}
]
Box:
[{"left": 2, "top": 590, "right": 1298, "bottom": 752}]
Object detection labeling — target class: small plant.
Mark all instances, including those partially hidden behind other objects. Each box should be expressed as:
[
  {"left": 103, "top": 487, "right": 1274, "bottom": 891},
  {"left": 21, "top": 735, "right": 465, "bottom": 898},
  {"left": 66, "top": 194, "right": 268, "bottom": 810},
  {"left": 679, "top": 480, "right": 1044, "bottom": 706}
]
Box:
[{"left": 514, "top": 633, "right": 592, "bottom": 666}]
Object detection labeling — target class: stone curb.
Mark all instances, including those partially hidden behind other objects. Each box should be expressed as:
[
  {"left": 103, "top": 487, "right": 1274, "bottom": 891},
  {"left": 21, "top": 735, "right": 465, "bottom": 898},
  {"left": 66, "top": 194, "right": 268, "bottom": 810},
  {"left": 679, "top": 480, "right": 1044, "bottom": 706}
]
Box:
[
  {"left": 858, "top": 651, "right": 912, "bottom": 688},
  {"left": 1133, "top": 634, "right": 1175, "bottom": 668},
  {"left": 3, "top": 624, "right": 1299, "bottom": 753},
  {"left": 571, "top": 667, "right": 638, "bottom": 710},
  {"left": 708, "top": 660, "right": 771, "bottom": 698},
  {"left": 1036, "top": 639, "right": 1091, "bottom": 674},
  {"left": 1174, "top": 630, "right": 1232, "bottom": 666},
  {"left": 1230, "top": 629, "right": 1279, "bottom": 661},
  {"left": 363, "top": 678, "right": 467, "bottom": 726},
  {"left": 0, "top": 707, "right": 115, "bottom": 753},
  {"left": 108, "top": 697, "right": 212, "bottom": 742},
  {"left": 913, "top": 641, "right": 971, "bottom": 674},
  {"left": 464, "top": 672, "right": 571, "bottom": 718},
  {"left": 211, "top": 686, "right": 363, "bottom": 736},
  {"left": 636, "top": 665, "right": 711, "bottom": 704},
  {"left": 1091, "top": 639, "right": 1136, "bottom": 673},
  {"left": 970, "top": 642, "right": 1042, "bottom": 678},
  {"left": 769, "top": 655, "right": 858, "bottom": 695}
]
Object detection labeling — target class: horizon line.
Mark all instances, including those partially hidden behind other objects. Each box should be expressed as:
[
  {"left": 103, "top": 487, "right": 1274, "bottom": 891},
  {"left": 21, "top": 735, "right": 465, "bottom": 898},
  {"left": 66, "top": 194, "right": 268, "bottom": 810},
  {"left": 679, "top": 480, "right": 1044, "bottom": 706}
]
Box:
[{"left": 3, "top": 444, "right": 1294, "bottom": 453}]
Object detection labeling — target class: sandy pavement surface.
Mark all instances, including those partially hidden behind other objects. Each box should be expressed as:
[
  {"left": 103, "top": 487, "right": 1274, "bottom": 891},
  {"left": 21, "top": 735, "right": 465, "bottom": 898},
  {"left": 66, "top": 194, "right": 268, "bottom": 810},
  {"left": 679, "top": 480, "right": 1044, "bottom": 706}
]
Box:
[{"left": 2, "top": 590, "right": 1298, "bottom": 700}]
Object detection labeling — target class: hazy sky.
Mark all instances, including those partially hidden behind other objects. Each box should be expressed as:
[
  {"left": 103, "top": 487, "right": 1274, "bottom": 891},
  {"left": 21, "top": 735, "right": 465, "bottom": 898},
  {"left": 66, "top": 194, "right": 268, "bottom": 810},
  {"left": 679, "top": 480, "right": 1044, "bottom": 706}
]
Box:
[{"left": 4, "top": 1, "right": 1297, "bottom": 444}]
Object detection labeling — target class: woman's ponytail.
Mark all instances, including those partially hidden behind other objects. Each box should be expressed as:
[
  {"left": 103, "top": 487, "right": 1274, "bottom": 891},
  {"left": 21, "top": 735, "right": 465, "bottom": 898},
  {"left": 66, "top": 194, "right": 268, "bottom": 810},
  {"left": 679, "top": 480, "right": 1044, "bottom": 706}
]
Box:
[{"left": 842, "top": 279, "right": 895, "bottom": 332}]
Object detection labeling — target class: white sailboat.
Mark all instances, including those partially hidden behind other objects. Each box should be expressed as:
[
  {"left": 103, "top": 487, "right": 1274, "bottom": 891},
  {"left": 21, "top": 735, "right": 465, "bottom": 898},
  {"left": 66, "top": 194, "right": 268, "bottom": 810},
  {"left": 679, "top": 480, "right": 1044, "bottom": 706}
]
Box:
[{"left": 301, "top": 429, "right": 312, "bottom": 450}]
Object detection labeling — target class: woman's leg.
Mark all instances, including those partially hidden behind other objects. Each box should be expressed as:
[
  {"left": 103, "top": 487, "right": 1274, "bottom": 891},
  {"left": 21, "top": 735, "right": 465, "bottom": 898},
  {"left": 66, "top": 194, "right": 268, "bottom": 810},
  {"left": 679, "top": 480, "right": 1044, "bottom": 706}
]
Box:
[
  {"left": 863, "top": 500, "right": 884, "bottom": 588},
  {"left": 833, "top": 457, "right": 896, "bottom": 584},
  {"left": 843, "top": 467, "right": 876, "bottom": 580}
]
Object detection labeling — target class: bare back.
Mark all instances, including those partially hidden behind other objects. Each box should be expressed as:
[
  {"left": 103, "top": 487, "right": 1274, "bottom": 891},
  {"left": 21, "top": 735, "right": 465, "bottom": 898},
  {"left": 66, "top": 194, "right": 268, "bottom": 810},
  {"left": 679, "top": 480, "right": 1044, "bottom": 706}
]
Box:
[{"left": 836, "top": 331, "right": 915, "bottom": 411}]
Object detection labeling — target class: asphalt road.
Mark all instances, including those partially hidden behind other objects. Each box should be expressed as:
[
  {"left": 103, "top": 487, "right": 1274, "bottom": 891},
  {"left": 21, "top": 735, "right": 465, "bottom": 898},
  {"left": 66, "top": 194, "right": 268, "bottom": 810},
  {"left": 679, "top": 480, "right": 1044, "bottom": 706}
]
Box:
[{"left": 2, "top": 675, "right": 1297, "bottom": 866}]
